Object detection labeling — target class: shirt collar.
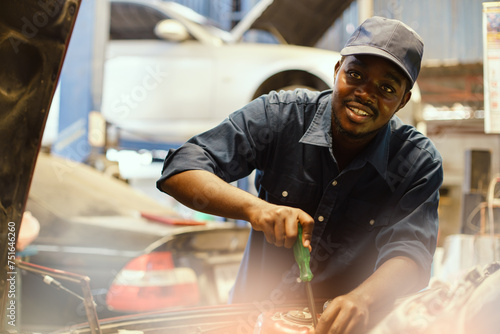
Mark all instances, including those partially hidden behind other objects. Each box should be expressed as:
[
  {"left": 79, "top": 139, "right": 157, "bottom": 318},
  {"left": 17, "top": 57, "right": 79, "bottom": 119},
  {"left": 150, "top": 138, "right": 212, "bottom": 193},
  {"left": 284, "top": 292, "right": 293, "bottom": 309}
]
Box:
[
  {"left": 299, "top": 92, "right": 392, "bottom": 178},
  {"left": 299, "top": 92, "right": 331, "bottom": 148}
]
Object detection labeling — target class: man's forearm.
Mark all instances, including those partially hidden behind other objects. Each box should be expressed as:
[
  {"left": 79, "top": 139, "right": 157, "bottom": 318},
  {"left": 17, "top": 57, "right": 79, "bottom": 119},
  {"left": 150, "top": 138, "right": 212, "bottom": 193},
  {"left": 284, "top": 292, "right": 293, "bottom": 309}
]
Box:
[
  {"left": 349, "top": 255, "right": 423, "bottom": 310},
  {"left": 160, "top": 169, "right": 315, "bottom": 248},
  {"left": 159, "top": 169, "right": 263, "bottom": 221}
]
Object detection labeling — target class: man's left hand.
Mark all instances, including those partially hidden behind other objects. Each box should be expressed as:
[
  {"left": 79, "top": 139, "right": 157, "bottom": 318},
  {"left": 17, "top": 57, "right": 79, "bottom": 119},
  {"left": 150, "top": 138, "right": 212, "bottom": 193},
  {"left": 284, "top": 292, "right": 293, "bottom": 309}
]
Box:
[{"left": 311, "top": 293, "right": 369, "bottom": 334}]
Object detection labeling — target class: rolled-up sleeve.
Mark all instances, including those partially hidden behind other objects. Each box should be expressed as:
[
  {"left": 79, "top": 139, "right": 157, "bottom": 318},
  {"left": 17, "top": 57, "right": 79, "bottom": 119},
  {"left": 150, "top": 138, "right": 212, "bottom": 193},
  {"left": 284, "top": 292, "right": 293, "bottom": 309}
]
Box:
[{"left": 156, "top": 94, "right": 277, "bottom": 192}]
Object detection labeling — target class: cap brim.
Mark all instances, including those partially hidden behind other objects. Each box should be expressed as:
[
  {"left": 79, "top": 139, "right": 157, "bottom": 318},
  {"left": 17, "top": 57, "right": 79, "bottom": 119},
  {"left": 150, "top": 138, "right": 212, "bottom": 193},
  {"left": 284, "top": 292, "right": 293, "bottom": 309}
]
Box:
[{"left": 340, "top": 45, "right": 414, "bottom": 87}]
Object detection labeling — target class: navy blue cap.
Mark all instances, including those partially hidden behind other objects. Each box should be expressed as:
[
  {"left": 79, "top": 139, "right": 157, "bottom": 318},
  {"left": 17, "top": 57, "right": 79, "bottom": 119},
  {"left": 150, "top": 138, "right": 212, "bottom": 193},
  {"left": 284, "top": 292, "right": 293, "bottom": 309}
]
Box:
[{"left": 340, "top": 16, "right": 424, "bottom": 88}]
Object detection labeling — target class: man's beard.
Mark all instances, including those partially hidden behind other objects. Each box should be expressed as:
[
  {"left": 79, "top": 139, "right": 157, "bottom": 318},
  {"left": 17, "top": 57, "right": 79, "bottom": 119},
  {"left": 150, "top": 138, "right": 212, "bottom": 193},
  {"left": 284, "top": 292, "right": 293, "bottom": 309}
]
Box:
[{"left": 331, "top": 107, "right": 380, "bottom": 141}]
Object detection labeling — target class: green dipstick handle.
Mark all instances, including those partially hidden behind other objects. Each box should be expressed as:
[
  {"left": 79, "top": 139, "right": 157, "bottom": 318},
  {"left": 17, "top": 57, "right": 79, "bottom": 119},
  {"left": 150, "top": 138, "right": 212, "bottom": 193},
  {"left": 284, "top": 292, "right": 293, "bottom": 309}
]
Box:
[{"left": 293, "top": 223, "right": 313, "bottom": 282}]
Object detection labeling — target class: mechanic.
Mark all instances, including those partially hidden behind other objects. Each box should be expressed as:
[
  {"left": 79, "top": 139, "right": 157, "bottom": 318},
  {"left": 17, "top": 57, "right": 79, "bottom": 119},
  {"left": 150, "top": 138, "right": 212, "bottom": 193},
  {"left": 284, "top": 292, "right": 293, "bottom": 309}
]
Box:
[{"left": 157, "top": 16, "right": 442, "bottom": 334}]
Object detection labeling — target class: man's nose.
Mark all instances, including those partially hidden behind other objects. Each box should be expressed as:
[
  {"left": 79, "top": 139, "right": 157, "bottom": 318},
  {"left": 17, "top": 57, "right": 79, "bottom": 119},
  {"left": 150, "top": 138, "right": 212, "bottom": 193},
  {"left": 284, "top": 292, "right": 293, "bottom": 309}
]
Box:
[{"left": 354, "top": 83, "right": 376, "bottom": 105}]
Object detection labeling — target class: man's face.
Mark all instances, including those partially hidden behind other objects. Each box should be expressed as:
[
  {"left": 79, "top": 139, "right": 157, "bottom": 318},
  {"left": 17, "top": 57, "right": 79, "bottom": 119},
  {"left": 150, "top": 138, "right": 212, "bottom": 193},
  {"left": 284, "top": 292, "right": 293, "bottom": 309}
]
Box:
[{"left": 331, "top": 54, "right": 412, "bottom": 142}]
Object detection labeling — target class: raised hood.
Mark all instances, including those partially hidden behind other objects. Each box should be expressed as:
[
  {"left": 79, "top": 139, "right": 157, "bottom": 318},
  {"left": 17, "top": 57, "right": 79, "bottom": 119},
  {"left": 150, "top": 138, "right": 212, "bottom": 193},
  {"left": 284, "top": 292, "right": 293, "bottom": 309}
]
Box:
[
  {"left": 230, "top": 0, "right": 355, "bottom": 46},
  {"left": 0, "top": 0, "right": 80, "bottom": 328}
]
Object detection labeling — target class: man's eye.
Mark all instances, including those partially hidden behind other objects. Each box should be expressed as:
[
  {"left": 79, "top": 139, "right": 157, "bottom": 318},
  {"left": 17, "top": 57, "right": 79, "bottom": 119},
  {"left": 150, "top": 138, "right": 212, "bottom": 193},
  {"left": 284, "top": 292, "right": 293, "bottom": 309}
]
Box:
[
  {"left": 348, "top": 71, "right": 361, "bottom": 79},
  {"left": 382, "top": 85, "right": 395, "bottom": 93}
]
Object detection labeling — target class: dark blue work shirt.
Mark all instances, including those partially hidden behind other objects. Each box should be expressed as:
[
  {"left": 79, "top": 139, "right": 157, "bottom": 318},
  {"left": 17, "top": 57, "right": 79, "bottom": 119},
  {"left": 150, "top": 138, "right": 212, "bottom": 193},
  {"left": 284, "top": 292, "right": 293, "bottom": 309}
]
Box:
[{"left": 157, "top": 89, "right": 443, "bottom": 304}]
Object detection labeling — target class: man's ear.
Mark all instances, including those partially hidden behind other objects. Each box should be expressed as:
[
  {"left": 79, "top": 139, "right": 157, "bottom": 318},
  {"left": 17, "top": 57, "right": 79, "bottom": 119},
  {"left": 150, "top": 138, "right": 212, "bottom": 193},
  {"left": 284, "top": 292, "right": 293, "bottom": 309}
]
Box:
[
  {"left": 333, "top": 60, "right": 342, "bottom": 84},
  {"left": 396, "top": 90, "right": 412, "bottom": 112}
]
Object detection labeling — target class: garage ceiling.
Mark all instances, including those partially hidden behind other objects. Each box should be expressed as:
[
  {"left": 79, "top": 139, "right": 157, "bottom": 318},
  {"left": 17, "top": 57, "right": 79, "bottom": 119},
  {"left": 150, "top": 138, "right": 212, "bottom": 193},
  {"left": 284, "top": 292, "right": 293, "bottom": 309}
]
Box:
[{"left": 247, "top": 0, "right": 355, "bottom": 47}]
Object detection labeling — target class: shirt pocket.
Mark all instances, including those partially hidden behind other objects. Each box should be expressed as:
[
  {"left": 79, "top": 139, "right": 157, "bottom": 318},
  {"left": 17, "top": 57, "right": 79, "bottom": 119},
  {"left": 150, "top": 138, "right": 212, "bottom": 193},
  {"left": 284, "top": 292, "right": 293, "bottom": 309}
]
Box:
[
  {"left": 343, "top": 198, "right": 390, "bottom": 232},
  {"left": 260, "top": 172, "right": 319, "bottom": 205}
]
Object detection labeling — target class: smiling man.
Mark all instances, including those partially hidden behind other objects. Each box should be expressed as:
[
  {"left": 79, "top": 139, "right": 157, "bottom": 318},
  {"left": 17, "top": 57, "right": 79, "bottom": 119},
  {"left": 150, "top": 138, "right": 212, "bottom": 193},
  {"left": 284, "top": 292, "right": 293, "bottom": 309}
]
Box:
[{"left": 157, "top": 16, "right": 442, "bottom": 334}]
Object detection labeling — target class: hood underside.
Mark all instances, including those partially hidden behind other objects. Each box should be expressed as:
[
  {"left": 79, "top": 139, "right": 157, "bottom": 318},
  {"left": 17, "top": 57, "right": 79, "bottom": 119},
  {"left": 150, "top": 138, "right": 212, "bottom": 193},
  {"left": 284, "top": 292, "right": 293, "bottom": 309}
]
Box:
[
  {"left": 232, "top": 0, "right": 355, "bottom": 46},
  {"left": 0, "top": 0, "right": 80, "bottom": 327}
]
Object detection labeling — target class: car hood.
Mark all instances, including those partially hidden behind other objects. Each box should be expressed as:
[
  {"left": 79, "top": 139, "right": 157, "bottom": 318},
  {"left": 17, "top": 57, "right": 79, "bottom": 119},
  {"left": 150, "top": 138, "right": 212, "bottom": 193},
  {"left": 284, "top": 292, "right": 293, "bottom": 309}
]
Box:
[
  {"left": 0, "top": 0, "right": 81, "bottom": 328},
  {"left": 230, "top": 0, "right": 355, "bottom": 46}
]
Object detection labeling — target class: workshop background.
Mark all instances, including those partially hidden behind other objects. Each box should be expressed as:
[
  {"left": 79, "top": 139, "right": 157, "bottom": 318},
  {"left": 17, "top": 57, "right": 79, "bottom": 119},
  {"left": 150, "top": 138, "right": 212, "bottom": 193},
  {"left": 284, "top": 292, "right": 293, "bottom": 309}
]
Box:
[
  {"left": 10, "top": 0, "right": 499, "bottom": 331},
  {"left": 50, "top": 0, "right": 495, "bottom": 246}
]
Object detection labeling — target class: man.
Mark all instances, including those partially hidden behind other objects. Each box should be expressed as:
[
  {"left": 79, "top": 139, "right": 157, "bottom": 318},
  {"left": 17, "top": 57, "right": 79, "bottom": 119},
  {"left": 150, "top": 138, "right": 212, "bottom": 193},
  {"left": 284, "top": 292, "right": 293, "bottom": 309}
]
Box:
[{"left": 157, "top": 16, "right": 442, "bottom": 334}]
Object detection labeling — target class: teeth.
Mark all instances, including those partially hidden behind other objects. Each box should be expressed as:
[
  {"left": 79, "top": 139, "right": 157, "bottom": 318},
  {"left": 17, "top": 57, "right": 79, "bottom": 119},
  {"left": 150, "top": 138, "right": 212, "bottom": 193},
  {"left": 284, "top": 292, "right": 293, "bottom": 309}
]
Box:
[{"left": 351, "top": 107, "right": 369, "bottom": 116}]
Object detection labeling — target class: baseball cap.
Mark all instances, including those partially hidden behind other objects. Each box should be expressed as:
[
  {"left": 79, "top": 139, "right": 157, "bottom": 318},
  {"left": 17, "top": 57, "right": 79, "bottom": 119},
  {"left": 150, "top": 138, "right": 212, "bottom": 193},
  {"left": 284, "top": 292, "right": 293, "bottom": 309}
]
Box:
[{"left": 340, "top": 16, "right": 424, "bottom": 88}]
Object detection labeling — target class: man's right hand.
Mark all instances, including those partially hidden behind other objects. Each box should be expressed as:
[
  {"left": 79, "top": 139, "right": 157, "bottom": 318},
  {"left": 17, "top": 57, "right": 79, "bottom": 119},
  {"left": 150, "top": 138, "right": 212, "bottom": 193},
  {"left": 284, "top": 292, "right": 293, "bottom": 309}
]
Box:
[{"left": 246, "top": 203, "right": 314, "bottom": 249}]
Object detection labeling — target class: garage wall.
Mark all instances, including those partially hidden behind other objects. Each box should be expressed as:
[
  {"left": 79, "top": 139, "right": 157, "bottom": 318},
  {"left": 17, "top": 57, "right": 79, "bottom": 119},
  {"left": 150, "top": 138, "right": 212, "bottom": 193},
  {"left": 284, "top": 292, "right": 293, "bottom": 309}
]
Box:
[
  {"left": 318, "top": 0, "right": 485, "bottom": 64},
  {"left": 428, "top": 127, "right": 500, "bottom": 242},
  {"left": 373, "top": 0, "right": 484, "bottom": 64}
]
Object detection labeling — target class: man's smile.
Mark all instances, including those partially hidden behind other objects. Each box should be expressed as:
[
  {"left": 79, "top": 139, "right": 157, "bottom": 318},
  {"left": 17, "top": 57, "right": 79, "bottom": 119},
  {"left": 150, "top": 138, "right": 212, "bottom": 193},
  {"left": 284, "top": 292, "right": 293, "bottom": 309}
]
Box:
[{"left": 345, "top": 100, "right": 377, "bottom": 123}]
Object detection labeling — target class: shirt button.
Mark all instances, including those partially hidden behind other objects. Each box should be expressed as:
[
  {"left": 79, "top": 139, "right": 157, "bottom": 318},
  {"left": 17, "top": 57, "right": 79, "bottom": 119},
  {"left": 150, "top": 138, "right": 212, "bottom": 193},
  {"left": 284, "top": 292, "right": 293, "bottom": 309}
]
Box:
[
  {"left": 282, "top": 191, "right": 288, "bottom": 197},
  {"left": 318, "top": 216, "right": 324, "bottom": 222},
  {"left": 369, "top": 219, "right": 375, "bottom": 226},
  {"left": 332, "top": 180, "right": 338, "bottom": 186}
]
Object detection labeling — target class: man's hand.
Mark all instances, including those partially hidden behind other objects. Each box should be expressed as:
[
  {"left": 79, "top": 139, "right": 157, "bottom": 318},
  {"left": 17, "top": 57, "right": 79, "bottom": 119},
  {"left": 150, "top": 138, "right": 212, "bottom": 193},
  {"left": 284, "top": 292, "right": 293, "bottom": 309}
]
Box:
[
  {"left": 246, "top": 202, "right": 314, "bottom": 249},
  {"left": 312, "top": 293, "right": 369, "bottom": 334},
  {"left": 310, "top": 256, "right": 423, "bottom": 334}
]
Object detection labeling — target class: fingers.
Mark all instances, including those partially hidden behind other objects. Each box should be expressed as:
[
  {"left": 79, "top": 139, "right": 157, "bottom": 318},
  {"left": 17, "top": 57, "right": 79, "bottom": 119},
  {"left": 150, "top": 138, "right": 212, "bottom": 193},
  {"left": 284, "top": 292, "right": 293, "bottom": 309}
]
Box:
[
  {"left": 279, "top": 208, "right": 314, "bottom": 249},
  {"left": 273, "top": 208, "right": 299, "bottom": 248},
  {"left": 273, "top": 215, "right": 286, "bottom": 247},
  {"left": 321, "top": 312, "right": 364, "bottom": 334},
  {"left": 316, "top": 302, "right": 340, "bottom": 334},
  {"left": 283, "top": 215, "right": 298, "bottom": 248},
  {"left": 298, "top": 210, "right": 314, "bottom": 250},
  {"left": 250, "top": 204, "right": 314, "bottom": 249},
  {"left": 326, "top": 309, "right": 351, "bottom": 334},
  {"left": 261, "top": 222, "right": 276, "bottom": 245},
  {"left": 316, "top": 296, "right": 369, "bottom": 334}
]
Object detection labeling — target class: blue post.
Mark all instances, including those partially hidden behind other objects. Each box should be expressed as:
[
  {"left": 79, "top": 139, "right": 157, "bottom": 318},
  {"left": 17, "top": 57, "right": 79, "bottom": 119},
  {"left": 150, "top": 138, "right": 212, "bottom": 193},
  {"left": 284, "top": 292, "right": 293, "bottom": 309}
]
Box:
[{"left": 51, "top": 0, "right": 96, "bottom": 162}]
